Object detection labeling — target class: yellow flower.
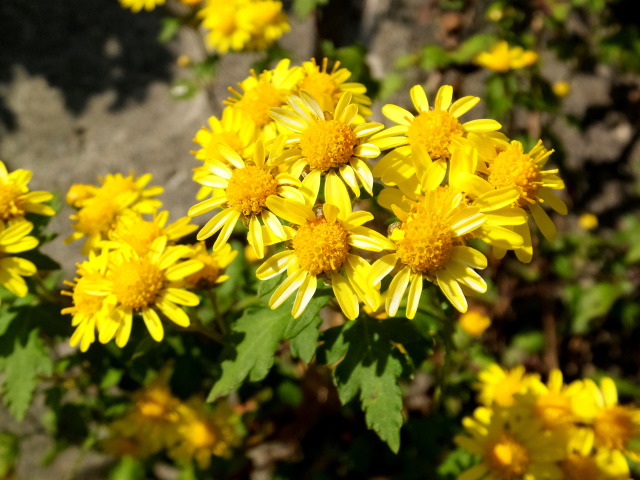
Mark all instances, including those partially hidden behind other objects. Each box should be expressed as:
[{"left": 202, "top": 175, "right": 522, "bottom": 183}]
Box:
[
  {"left": 119, "top": 0, "right": 165, "bottom": 12},
  {"left": 371, "top": 186, "right": 488, "bottom": 316},
  {"left": 577, "top": 377, "right": 640, "bottom": 461},
  {"left": 374, "top": 85, "right": 501, "bottom": 183},
  {"left": 561, "top": 428, "right": 632, "bottom": 480},
  {"left": 485, "top": 139, "right": 567, "bottom": 262},
  {"left": 183, "top": 242, "right": 238, "bottom": 290},
  {"left": 270, "top": 91, "right": 384, "bottom": 198},
  {"left": 474, "top": 40, "right": 539, "bottom": 72},
  {"left": 240, "top": 0, "right": 290, "bottom": 51},
  {"left": 553, "top": 81, "right": 571, "bottom": 97},
  {"left": 199, "top": 0, "right": 253, "bottom": 54},
  {"left": 0, "top": 160, "right": 55, "bottom": 221},
  {"left": 189, "top": 138, "right": 303, "bottom": 258},
  {"left": 459, "top": 310, "right": 491, "bottom": 337},
  {"left": 105, "top": 210, "right": 198, "bottom": 256},
  {"left": 256, "top": 182, "right": 392, "bottom": 320},
  {"left": 475, "top": 364, "right": 540, "bottom": 408},
  {"left": 70, "top": 237, "right": 203, "bottom": 347},
  {"left": 169, "top": 398, "right": 241, "bottom": 469},
  {"left": 579, "top": 213, "right": 598, "bottom": 231},
  {"left": 298, "top": 57, "right": 373, "bottom": 120},
  {"left": 0, "top": 220, "right": 38, "bottom": 299},
  {"left": 225, "top": 59, "right": 304, "bottom": 136},
  {"left": 455, "top": 406, "right": 566, "bottom": 480},
  {"left": 95, "top": 172, "right": 164, "bottom": 214}
]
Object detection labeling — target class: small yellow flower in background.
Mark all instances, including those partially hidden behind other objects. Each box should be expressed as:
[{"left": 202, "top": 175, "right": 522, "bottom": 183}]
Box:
[
  {"left": 475, "top": 364, "right": 540, "bottom": 408},
  {"left": 119, "top": 0, "right": 166, "bottom": 12},
  {"left": 0, "top": 220, "right": 38, "bottom": 299},
  {"left": 0, "top": 160, "right": 55, "bottom": 221},
  {"left": 459, "top": 310, "right": 491, "bottom": 337},
  {"left": 240, "top": 0, "right": 290, "bottom": 51},
  {"left": 553, "top": 80, "right": 571, "bottom": 97},
  {"left": 169, "top": 398, "right": 242, "bottom": 469},
  {"left": 183, "top": 242, "right": 238, "bottom": 290},
  {"left": 579, "top": 212, "right": 598, "bottom": 230},
  {"left": 474, "top": 40, "right": 539, "bottom": 72},
  {"left": 176, "top": 55, "right": 192, "bottom": 67}
]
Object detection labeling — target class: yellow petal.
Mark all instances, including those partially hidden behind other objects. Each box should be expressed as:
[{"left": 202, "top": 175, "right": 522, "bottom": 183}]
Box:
[
  {"left": 530, "top": 202, "right": 557, "bottom": 241},
  {"left": 410, "top": 84, "right": 429, "bottom": 112},
  {"left": 405, "top": 273, "right": 423, "bottom": 319},
  {"left": 266, "top": 196, "right": 316, "bottom": 225},
  {"left": 370, "top": 253, "right": 398, "bottom": 287},
  {"left": 256, "top": 251, "right": 295, "bottom": 280},
  {"left": 434, "top": 85, "right": 453, "bottom": 111},
  {"left": 330, "top": 271, "right": 359, "bottom": 320},
  {"left": 325, "top": 172, "right": 352, "bottom": 218},
  {"left": 292, "top": 273, "right": 317, "bottom": 318},
  {"left": 436, "top": 269, "right": 467, "bottom": 312},
  {"left": 270, "top": 268, "right": 307, "bottom": 310},
  {"left": 385, "top": 265, "right": 411, "bottom": 316},
  {"left": 142, "top": 309, "right": 164, "bottom": 342},
  {"left": 382, "top": 104, "right": 414, "bottom": 126}
]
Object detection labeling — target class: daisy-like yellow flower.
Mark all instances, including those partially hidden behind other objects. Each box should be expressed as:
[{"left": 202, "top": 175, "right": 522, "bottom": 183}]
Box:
[
  {"left": 240, "top": 0, "right": 290, "bottom": 51},
  {"left": 0, "top": 220, "right": 38, "bottom": 299},
  {"left": 371, "top": 186, "right": 488, "bottom": 317},
  {"left": 298, "top": 57, "right": 373, "bottom": 120},
  {"left": 94, "top": 172, "right": 164, "bottom": 214},
  {"left": 256, "top": 182, "right": 393, "bottom": 320},
  {"left": 189, "top": 138, "right": 303, "bottom": 258},
  {"left": 374, "top": 85, "right": 501, "bottom": 182},
  {"left": 455, "top": 406, "right": 566, "bottom": 480},
  {"left": 485, "top": 139, "right": 567, "bottom": 262},
  {"left": 119, "top": 0, "right": 165, "bottom": 12},
  {"left": 270, "top": 91, "right": 384, "bottom": 198},
  {"left": 475, "top": 364, "right": 540, "bottom": 409},
  {"left": 226, "top": 59, "right": 303, "bottom": 135},
  {"left": 0, "top": 160, "right": 55, "bottom": 221},
  {"left": 183, "top": 242, "right": 238, "bottom": 290},
  {"left": 578, "top": 377, "right": 640, "bottom": 461},
  {"left": 79, "top": 237, "right": 203, "bottom": 347},
  {"left": 459, "top": 310, "right": 491, "bottom": 337},
  {"left": 474, "top": 40, "right": 539, "bottom": 72},
  {"left": 199, "top": 0, "right": 253, "bottom": 54},
  {"left": 169, "top": 398, "right": 241, "bottom": 469},
  {"left": 105, "top": 210, "right": 198, "bottom": 256},
  {"left": 561, "top": 428, "right": 632, "bottom": 480}
]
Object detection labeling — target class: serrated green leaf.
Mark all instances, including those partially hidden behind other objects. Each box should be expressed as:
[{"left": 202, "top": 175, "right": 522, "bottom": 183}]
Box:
[
  {"left": 317, "top": 318, "right": 411, "bottom": 452},
  {"left": 289, "top": 315, "right": 322, "bottom": 363}
]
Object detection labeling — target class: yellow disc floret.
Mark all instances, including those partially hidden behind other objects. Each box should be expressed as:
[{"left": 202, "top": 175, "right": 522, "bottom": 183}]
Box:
[
  {"left": 406, "top": 109, "right": 464, "bottom": 161},
  {"left": 112, "top": 217, "right": 163, "bottom": 256},
  {"left": 488, "top": 145, "right": 541, "bottom": 206},
  {"left": 0, "top": 183, "right": 25, "bottom": 220},
  {"left": 75, "top": 199, "right": 120, "bottom": 236},
  {"left": 300, "top": 120, "right": 357, "bottom": 172},
  {"left": 111, "top": 258, "right": 165, "bottom": 310},
  {"left": 225, "top": 165, "right": 278, "bottom": 216},
  {"left": 292, "top": 217, "right": 350, "bottom": 275},
  {"left": 299, "top": 71, "right": 338, "bottom": 103},
  {"left": 594, "top": 405, "right": 634, "bottom": 450},
  {"left": 486, "top": 433, "right": 530, "bottom": 480},
  {"left": 534, "top": 392, "right": 574, "bottom": 429},
  {"left": 235, "top": 81, "right": 283, "bottom": 128},
  {"left": 395, "top": 212, "right": 456, "bottom": 274}
]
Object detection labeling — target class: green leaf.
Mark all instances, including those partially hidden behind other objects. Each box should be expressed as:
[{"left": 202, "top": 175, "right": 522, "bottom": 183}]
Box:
[
  {"left": 289, "top": 314, "right": 322, "bottom": 363},
  {"left": 317, "top": 318, "right": 412, "bottom": 452},
  {"left": 0, "top": 432, "right": 19, "bottom": 477},
  {"left": 108, "top": 456, "right": 146, "bottom": 480},
  {"left": 567, "top": 282, "right": 629, "bottom": 334},
  {"left": 158, "top": 17, "right": 182, "bottom": 43}
]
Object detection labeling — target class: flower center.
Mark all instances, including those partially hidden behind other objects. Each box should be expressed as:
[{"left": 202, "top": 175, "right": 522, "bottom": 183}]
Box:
[
  {"left": 488, "top": 146, "right": 541, "bottom": 206},
  {"left": 299, "top": 72, "right": 338, "bottom": 111},
  {"left": 225, "top": 165, "right": 278, "bottom": 216},
  {"left": 534, "top": 392, "right": 573, "bottom": 429},
  {"left": 236, "top": 80, "right": 283, "bottom": 128},
  {"left": 300, "top": 119, "right": 357, "bottom": 172},
  {"left": 100, "top": 176, "right": 135, "bottom": 198},
  {"left": 188, "top": 420, "right": 216, "bottom": 448},
  {"left": 110, "top": 258, "right": 165, "bottom": 310},
  {"left": 594, "top": 405, "right": 634, "bottom": 450},
  {"left": 406, "top": 109, "right": 463, "bottom": 161},
  {"left": 487, "top": 433, "right": 530, "bottom": 480},
  {"left": 185, "top": 255, "right": 221, "bottom": 290},
  {"left": 560, "top": 454, "right": 601, "bottom": 480},
  {"left": 0, "top": 183, "right": 25, "bottom": 221},
  {"left": 292, "top": 216, "right": 350, "bottom": 275},
  {"left": 75, "top": 199, "right": 120, "bottom": 235},
  {"left": 112, "top": 218, "right": 163, "bottom": 255},
  {"left": 203, "top": 132, "right": 244, "bottom": 162},
  {"left": 395, "top": 212, "right": 456, "bottom": 275}
]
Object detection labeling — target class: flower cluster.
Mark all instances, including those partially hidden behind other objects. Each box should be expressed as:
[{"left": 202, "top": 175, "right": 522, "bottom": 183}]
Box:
[
  {"left": 189, "top": 58, "right": 567, "bottom": 321},
  {"left": 456, "top": 364, "right": 639, "bottom": 480},
  {"left": 103, "top": 371, "right": 242, "bottom": 469},
  {"left": 0, "top": 160, "right": 55, "bottom": 302},
  {"left": 474, "top": 40, "right": 539, "bottom": 72},
  {"left": 62, "top": 173, "right": 237, "bottom": 351}
]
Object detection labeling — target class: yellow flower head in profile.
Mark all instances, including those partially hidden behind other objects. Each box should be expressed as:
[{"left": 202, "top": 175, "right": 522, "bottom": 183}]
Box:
[
  {"left": 270, "top": 91, "right": 384, "bottom": 198},
  {"left": 226, "top": 59, "right": 303, "bottom": 134},
  {"left": 475, "top": 364, "right": 540, "bottom": 408},
  {"left": 0, "top": 220, "right": 38, "bottom": 299},
  {"left": 377, "top": 85, "right": 501, "bottom": 169},
  {"left": 183, "top": 242, "right": 238, "bottom": 290},
  {"left": 578, "top": 377, "right": 640, "bottom": 461},
  {"left": 371, "top": 186, "right": 488, "bottom": 317},
  {"left": 169, "top": 398, "right": 241, "bottom": 469},
  {"left": 486, "top": 139, "right": 567, "bottom": 262},
  {"left": 68, "top": 237, "right": 203, "bottom": 348},
  {"left": 256, "top": 181, "right": 393, "bottom": 320},
  {"left": 474, "top": 40, "right": 539, "bottom": 72},
  {"left": 0, "top": 160, "right": 55, "bottom": 222},
  {"left": 455, "top": 406, "right": 566, "bottom": 480},
  {"left": 189, "top": 137, "right": 303, "bottom": 259},
  {"left": 298, "top": 57, "right": 373, "bottom": 120},
  {"left": 459, "top": 310, "right": 491, "bottom": 337},
  {"left": 119, "top": 0, "right": 166, "bottom": 12},
  {"left": 105, "top": 210, "right": 198, "bottom": 256}
]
